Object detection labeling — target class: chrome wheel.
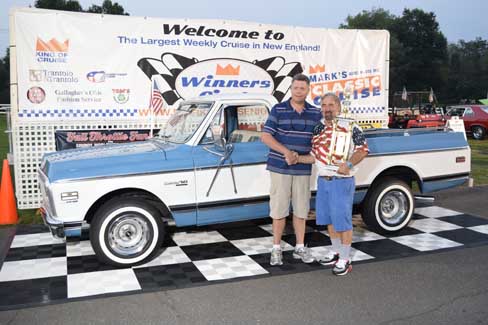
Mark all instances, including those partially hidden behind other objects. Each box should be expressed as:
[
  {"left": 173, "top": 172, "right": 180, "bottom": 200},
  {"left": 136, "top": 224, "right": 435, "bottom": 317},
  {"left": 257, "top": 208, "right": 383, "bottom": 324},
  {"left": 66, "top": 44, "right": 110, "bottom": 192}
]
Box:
[
  {"left": 472, "top": 126, "right": 484, "bottom": 140},
  {"left": 107, "top": 214, "right": 152, "bottom": 257},
  {"left": 379, "top": 190, "right": 408, "bottom": 225},
  {"left": 91, "top": 198, "right": 165, "bottom": 267},
  {"left": 363, "top": 177, "right": 414, "bottom": 233}
]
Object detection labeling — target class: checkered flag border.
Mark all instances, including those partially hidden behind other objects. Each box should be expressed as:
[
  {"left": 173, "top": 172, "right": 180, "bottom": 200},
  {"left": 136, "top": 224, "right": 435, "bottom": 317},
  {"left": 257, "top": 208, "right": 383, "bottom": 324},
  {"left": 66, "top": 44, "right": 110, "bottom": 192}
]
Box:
[
  {"left": 349, "top": 106, "right": 386, "bottom": 115},
  {"left": 18, "top": 108, "right": 138, "bottom": 118}
]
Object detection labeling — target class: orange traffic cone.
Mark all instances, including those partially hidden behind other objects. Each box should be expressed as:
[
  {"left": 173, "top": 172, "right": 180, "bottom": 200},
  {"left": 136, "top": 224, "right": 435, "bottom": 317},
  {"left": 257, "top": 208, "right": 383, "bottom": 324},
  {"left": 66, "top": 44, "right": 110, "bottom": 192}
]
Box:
[{"left": 0, "top": 159, "right": 18, "bottom": 225}]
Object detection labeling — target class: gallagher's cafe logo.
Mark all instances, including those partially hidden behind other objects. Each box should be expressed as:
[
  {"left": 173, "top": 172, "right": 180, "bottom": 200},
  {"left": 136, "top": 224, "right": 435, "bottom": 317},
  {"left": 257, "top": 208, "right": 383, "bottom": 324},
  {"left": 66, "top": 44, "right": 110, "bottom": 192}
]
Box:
[{"left": 36, "top": 38, "right": 69, "bottom": 63}]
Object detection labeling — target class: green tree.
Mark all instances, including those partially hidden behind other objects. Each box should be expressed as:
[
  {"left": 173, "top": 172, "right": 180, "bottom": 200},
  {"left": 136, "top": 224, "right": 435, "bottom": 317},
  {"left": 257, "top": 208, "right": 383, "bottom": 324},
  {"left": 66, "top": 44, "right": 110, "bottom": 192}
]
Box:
[
  {"left": 35, "top": 0, "right": 83, "bottom": 12},
  {"left": 447, "top": 38, "right": 488, "bottom": 103},
  {"left": 340, "top": 7, "right": 396, "bottom": 30},
  {"left": 392, "top": 9, "right": 448, "bottom": 98},
  {"left": 87, "top": 0, "right": 129, "bottom": 15},
  {"left": 0, "top": 49, "right": 9, "bottom": 104},
  {"left": 341, "top": 8, "right": 448, "bottom": 104},
  {"left": 340, "top": 8, "right": 407, "bottom": 98}
]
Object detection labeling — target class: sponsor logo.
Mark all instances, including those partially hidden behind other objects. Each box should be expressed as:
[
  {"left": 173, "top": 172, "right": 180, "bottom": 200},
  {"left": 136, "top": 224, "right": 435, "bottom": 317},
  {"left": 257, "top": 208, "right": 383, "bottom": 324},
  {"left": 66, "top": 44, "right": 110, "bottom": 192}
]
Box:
[
  {"left": 86, "top": 71, "right": 128, "bottom": 83},
  {"left": 309, "top": 64, "right": 325, "bottom": 74},
  {"left": 308, "top": 64, "right": 382, "bottom": 105},
  {"left": 29, "top": 69, "right": 78, "bottom": 83},
  {"left": 137, "top": 53, "right": 303, "bottom": 107},
  {"left": 29, "top": 70, "right": 43, "bottom": 82},
  {"left": 27, "top": 86, "right": 46, "bottom": 104},
  {"left": 54, "top": 89, "right": 102, "bottom": 103},
  {"left": 113, "top": 88, "right": 130, "bottom": 104},
  {"left": 175, "top": 59, "right": 273, "bottom": 98},
  {"left": 216, "top": 64, "right": 240, "bottom": 75},
  {"left": 36, "top": 38, "right": 69, "bottom": 63}
]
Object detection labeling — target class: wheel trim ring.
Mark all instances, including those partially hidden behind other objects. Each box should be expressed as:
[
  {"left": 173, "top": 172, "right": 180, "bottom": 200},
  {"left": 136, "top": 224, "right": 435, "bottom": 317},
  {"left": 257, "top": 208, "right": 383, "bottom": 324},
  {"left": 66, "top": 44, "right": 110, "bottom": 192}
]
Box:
[
  {"left": 107, "top": 214, "right": 152, "bottom": 257},
  {"left": 98, "top": 206, "right": 159, "bottom": 265},
  {"left": 379, "top": 191, "right": 408, "bottom": 225},
  {"left": 374, "top": 184, "right": 414, "bottom": 231}
]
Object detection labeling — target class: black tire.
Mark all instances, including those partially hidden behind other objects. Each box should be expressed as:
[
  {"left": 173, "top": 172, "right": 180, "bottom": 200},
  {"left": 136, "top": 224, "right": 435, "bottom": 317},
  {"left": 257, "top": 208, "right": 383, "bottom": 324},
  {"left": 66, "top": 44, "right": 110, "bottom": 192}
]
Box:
[
  {"left": 90, "top": 197, "right": 165, "bottom": 267},
  {"left": 472, "top": 126, "right": 486, "bottom": 140},
  {"left": 361, "top": 177, "right": 414, "bottom": 234}
]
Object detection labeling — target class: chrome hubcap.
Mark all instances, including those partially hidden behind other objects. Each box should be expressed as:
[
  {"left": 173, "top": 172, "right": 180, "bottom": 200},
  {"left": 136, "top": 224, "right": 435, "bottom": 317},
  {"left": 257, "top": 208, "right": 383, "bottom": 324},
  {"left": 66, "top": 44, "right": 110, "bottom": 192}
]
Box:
[
  {"left": 108, "top": 214, "right": 151, "bottom": 257},
  {"left": 379, "top": 190, "right": 408, "bottom": 225}
]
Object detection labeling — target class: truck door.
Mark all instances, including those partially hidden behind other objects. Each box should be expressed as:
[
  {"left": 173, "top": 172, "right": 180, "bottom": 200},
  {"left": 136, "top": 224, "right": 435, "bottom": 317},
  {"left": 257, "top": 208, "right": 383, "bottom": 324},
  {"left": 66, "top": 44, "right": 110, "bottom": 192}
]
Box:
[{"left": 192, "top": 101, "right": 271, "bottom": 225}]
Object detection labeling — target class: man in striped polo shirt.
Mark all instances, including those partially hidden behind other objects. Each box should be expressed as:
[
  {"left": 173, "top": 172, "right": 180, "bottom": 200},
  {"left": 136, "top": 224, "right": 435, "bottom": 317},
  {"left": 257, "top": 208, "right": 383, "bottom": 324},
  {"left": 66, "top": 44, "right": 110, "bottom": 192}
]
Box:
[{"left": 261, "top": 74, "right": 322, "bottom": 266}]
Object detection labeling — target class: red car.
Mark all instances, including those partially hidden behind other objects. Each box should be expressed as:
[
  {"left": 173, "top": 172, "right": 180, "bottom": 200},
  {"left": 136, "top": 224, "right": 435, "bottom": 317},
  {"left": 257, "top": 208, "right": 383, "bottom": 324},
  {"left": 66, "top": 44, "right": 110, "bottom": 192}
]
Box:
[
  {"left": 446, "top": 105, "right": 488, "bottom": 140},
  {"left": 406, "top": 113, "right": 445, "bottom": 128},
  {"left": 388, "top": 107, "right": 445, "bottom": 129}
]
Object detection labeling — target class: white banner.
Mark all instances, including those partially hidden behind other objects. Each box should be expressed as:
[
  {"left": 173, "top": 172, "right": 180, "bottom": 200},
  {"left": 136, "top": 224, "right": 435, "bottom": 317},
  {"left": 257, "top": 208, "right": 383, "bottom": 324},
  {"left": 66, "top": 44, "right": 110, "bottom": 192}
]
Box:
[{"left": 13, "top": 7, "right": 389, "bottom": 121}]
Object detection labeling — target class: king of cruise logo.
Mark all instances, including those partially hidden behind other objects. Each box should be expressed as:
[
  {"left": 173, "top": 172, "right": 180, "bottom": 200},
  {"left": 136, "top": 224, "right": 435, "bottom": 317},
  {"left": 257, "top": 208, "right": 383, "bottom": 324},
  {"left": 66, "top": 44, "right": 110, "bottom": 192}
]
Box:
[
  {"left": 175, "top": 59, "right": 273, "bottom": 98},
  {"left": 35, "top": 38, "right": 69, "bottom": 63}
]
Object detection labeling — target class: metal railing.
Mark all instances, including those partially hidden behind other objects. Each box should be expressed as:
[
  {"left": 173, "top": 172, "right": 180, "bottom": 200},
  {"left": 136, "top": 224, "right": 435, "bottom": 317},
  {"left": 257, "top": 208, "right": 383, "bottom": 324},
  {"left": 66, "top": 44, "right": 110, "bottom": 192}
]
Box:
[
  {"left": 0, "top": 104, "right": 13, "bottom": 163},
  {"left": 0, "top": 104, "right": 9, "bottom": 114}
]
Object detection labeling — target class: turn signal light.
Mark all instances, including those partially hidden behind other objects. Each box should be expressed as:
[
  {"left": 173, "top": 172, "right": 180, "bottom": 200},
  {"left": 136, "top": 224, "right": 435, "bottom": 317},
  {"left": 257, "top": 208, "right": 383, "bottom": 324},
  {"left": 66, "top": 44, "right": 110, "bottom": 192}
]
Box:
[{"left": 456, "top": 156, "right": 466, "bottom": 163}]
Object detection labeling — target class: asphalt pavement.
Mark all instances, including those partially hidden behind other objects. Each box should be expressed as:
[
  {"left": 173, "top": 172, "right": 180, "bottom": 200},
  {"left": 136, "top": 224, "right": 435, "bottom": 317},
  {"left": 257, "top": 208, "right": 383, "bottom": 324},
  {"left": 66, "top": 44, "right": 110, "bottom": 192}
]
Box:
[{"left": 0, "top": 185, "right": 487, "bottom": 325}]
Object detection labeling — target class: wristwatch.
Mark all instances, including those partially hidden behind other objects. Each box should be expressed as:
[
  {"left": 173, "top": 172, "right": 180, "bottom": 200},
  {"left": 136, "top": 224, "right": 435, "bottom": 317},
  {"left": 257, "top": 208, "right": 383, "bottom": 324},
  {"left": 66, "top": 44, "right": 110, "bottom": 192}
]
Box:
[{"left": 346, "top": 161, "right": 354, "bottom": 169}]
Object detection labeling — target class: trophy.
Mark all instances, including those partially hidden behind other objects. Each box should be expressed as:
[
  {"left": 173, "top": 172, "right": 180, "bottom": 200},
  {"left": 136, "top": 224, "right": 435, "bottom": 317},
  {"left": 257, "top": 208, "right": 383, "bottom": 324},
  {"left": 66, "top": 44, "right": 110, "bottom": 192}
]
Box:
[{"left": 323, "top": 86, "right": 356, "bottom": 172}]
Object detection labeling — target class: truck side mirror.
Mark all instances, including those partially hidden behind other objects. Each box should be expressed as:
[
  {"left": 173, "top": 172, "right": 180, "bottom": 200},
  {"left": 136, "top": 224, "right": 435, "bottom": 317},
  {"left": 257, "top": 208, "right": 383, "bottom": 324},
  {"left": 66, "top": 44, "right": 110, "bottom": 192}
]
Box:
[{"left": 211, "top": 125, "right": 226, "bottom": 150}]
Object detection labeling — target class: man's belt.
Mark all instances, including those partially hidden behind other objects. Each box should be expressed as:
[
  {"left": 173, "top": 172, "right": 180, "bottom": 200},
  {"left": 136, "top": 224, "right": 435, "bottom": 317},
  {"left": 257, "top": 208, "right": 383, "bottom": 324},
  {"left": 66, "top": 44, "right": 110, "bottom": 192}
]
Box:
[{"left": 321, "top": 176, "right": 338, "bottom": 181}]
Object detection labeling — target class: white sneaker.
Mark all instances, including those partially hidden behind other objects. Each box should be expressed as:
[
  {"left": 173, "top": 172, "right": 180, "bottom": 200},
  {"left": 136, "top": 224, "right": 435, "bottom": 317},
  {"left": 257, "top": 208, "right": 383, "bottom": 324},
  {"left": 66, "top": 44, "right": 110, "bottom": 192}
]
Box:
[
  {"left": 292, "top": 246, "right": 315, "bottom": 263},
  {"left": 270, "top": 248, "right": 283, "bottom": 266}
]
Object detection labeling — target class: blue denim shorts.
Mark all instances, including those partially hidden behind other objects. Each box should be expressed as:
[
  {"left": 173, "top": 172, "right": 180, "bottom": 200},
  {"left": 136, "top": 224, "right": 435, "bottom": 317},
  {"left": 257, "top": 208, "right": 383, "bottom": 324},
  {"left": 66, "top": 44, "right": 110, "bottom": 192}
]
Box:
[{"left": 315, "top": 176, "right": 355, "bottom": 231}]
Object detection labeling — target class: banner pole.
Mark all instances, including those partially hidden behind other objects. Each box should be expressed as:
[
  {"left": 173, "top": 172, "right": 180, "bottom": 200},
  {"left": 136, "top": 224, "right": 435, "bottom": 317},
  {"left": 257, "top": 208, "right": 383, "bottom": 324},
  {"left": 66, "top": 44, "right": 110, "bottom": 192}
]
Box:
[{"left": 149, "top": 77, "right": 154, "bottom": 138}]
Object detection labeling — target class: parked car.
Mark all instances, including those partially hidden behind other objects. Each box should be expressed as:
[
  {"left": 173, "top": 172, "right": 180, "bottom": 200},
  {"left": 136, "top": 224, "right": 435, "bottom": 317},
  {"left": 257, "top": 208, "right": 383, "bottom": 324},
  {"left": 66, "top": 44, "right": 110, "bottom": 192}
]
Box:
[
  {"left": 388, "top": 106, "right": 445, "bottom": 129},
  {"left": 446, "top": 105, "right": 488, "bottom": 140}
]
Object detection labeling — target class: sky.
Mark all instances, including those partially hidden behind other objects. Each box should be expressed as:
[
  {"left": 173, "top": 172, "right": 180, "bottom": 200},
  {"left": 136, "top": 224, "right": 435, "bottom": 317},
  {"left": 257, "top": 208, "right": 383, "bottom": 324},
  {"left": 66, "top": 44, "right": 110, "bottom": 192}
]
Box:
[{"left": 1, "top": 0, "right": 487, "bottom": 56}]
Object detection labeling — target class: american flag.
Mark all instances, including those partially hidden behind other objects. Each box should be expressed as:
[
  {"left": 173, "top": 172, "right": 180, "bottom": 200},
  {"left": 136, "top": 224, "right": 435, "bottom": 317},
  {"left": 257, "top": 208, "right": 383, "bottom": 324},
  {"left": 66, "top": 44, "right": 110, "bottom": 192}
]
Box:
[
  {"left": 429, "top": 88, "right": 434, "bottom": 103},
  {"left": 151, "top": 78, "right": 164, "bottom": 114},
  {"left": 401, "top": 86, "right": 408, "bottom": 101}
]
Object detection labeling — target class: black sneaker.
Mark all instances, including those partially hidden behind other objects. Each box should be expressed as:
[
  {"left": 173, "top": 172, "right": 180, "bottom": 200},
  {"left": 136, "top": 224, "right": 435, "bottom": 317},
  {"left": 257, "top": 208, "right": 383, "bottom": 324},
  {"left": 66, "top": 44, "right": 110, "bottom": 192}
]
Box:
[
  {"left": 332, "top": 260, "right": 352, "bottom": 276},
  {"left": 317, "top": 252, "right": 339, "bottom": 266}
]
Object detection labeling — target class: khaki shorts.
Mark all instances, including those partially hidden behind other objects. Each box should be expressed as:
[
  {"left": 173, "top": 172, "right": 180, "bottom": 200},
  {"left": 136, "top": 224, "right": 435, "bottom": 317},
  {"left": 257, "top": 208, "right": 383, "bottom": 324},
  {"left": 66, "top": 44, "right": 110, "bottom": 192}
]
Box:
[{"left": 269, "top": 171, "right": 311, "bottom": 219}]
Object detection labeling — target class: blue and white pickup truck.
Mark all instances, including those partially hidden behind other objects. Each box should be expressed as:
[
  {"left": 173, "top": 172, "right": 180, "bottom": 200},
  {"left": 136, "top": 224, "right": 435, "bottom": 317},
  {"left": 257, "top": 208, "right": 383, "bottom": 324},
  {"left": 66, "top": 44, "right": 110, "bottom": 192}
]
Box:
[{"left": 39, "top": 94, "right": 471, "bottom": 266}]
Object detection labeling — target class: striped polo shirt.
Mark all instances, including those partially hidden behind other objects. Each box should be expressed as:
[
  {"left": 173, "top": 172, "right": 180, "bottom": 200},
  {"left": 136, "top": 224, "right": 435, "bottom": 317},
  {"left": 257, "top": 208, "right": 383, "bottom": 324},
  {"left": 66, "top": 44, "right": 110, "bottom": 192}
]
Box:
[{"left": 263, "top": 99, "right": 321, "bottom": 175}]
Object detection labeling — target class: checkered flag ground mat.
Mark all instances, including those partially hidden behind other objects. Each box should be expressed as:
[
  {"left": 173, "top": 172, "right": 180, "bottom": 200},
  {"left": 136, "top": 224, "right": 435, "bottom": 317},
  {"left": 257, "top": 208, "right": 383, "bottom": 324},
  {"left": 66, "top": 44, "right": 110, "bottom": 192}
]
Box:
[{"left": 1, "top": 205, "right": 488, "bottom": 310}]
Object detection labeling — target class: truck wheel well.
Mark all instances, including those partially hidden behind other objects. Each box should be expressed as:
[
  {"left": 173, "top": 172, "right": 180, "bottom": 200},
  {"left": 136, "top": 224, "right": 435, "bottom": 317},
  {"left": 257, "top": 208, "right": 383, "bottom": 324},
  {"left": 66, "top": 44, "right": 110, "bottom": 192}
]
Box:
[
  {"left": 84, "top": 188, "right": 172, "bottom": 224},
  {"left": 370, "top": 166, "right": 421, "bottom": 190}
]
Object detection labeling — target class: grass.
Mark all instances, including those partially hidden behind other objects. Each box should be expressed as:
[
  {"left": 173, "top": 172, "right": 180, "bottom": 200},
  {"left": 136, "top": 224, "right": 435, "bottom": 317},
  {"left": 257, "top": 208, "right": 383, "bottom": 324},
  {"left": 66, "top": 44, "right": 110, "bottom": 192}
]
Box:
[
  {"left": 469, "top": 139, "right": 488, "bottom": 186},
  {"left": 1, "top": 115, "right": 487, "bottom": 224}
]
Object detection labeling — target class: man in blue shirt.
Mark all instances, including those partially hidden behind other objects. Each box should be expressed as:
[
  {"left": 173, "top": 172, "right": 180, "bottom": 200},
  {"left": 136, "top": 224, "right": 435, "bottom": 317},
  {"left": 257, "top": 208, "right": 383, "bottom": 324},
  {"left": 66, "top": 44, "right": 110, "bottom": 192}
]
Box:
[{"left": 261, "top": 74, "right": 322, "bottom": 266}]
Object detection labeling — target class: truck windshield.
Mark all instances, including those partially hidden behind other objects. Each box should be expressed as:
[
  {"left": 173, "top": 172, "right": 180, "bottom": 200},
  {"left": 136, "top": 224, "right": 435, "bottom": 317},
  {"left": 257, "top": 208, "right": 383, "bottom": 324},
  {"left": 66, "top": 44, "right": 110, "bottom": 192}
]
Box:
[{"left": 157, "top": 102, "right": 213, "bottom": 143}]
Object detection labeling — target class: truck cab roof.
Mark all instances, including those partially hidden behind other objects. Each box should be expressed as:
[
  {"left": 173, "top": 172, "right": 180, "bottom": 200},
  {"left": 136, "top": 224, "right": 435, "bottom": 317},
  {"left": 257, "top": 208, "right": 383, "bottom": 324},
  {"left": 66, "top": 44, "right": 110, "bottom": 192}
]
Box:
[{"left": 184, "top": 93, "right": 279, "bottom": 106}]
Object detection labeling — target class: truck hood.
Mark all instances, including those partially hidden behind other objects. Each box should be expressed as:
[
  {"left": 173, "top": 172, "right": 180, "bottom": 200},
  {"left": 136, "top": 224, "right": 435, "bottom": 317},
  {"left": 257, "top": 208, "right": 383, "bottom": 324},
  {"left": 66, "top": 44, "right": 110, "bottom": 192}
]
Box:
[{"left": 41, "top": 140, "right": 194, "bottom": 183}]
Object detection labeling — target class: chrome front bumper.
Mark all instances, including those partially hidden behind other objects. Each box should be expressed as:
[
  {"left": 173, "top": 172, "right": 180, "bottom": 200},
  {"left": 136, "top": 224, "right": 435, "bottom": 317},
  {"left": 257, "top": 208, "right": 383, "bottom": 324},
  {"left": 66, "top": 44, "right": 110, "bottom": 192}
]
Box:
[{"left": 40, "top": 207, "right": 65, "bottom": 238}]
